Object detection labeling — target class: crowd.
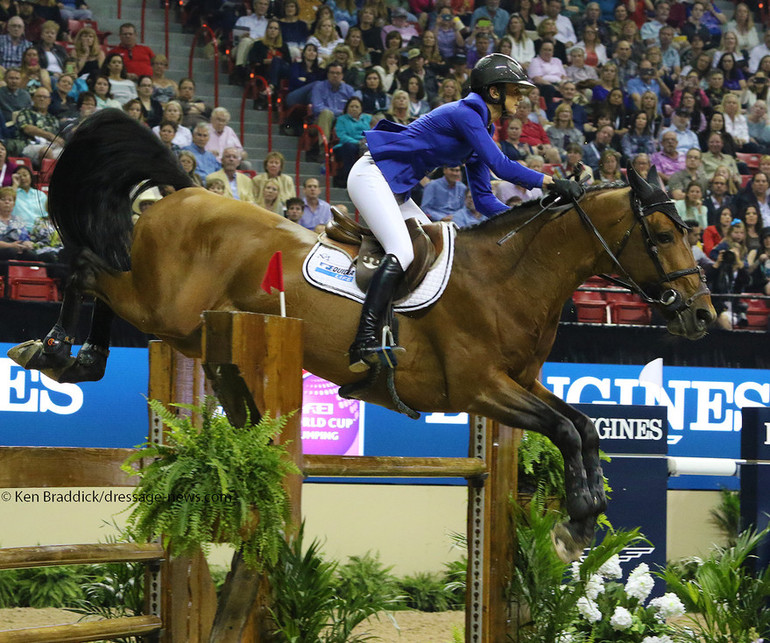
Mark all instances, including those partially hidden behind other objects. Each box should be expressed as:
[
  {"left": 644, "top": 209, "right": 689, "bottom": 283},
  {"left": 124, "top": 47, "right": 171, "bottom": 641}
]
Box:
[{"left": 0, "top": 0, "right": 768, "bottom": 330}]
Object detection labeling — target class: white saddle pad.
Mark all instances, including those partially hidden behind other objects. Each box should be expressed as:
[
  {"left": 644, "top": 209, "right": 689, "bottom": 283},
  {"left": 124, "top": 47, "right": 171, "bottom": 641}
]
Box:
[{"left": 302, "top": 222, "right": 456, "bottom": 313}]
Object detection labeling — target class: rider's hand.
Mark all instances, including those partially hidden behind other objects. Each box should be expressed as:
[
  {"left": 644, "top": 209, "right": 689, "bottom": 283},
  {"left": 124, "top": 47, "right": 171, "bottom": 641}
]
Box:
[{"left": 549, "top": 178, "right": 583, "bottom": 201}]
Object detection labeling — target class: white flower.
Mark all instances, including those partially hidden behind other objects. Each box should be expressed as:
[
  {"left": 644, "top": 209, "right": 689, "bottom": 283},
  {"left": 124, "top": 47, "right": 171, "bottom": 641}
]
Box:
[
  {"left": 626, "top": 563, "right": 654, "bottom": 601},
  {"left": 610, "top": 606, "right": 634, "bottom": 631},
  {"left": 650, "top": 592, "right": 686, "bottom": 621},
  {"left": 641, "top": 636, "right": 673, "bottom": 643},
  {"left": 556, "top": 632, "right": 575, "bottom": 643},
  {"left": 585, "top": 573, "right": 605, "bottom": 600},
  {"left": 599, "top": 554, "right": 623, "bottom": 579},
  {"left": 577, "top": 596, "right": 602, "bottom": 623},
  {"left": 571, "top": 561, "right": 581, "bottom": 579}
]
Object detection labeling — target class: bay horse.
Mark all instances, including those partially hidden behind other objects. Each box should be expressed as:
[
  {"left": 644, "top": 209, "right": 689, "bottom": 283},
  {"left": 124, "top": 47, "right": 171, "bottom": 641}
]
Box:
[{"left": 9, "top": 110, "right": 715, "bottom": 560}]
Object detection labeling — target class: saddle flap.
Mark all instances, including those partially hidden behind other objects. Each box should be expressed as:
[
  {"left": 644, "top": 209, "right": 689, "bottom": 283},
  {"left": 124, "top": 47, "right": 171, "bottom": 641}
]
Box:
[{"left": 324, "top": 206, "right": 373, "bottom": 246}]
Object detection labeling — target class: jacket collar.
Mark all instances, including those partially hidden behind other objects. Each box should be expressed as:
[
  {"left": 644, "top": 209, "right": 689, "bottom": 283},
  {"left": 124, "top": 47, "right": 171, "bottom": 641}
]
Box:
[{"left": 463, "top": 92, "right": 493, "bottom": 132}]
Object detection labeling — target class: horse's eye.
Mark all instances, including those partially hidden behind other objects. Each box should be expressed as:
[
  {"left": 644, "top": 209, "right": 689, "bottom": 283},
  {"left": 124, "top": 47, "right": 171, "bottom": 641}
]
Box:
[{"left": 656, "top": 232, "right": 675, "bottom": 244}]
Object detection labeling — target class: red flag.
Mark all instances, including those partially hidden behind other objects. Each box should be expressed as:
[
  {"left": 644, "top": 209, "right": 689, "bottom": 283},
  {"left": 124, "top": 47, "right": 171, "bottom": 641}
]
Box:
[{"left": 261, "top": 251, "right": 284, "bottom": 294}]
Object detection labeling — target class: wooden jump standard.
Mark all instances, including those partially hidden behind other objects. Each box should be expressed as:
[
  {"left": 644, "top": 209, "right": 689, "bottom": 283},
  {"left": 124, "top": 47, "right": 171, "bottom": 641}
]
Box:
[{"left": 0, "top": 311, "right": 519, "bottom": 641}]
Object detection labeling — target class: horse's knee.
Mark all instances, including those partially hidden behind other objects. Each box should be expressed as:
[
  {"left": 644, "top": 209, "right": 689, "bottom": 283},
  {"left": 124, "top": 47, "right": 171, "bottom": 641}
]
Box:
[
  {"left": 553, "top": 420, "right": 582, "bottom": 462},
  {"left": 575, "top": 415, "right": 600, "bottom": 454}
]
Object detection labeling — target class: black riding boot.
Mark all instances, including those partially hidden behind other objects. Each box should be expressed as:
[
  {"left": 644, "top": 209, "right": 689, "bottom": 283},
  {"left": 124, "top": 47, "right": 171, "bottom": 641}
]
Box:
[{"left": 348, "top": 254, "right": 405, "bottom": 372}]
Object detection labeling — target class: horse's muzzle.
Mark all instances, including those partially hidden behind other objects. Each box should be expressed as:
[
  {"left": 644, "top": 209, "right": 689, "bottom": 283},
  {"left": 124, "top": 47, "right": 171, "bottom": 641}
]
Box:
[{"left": 666, "top": 298, "right": 716, "bottom": 339}]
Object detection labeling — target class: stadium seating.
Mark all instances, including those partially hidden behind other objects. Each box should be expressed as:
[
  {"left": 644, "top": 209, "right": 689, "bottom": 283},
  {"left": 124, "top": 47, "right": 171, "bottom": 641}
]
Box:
[{"left": 7, "top": 262, "right": 59, "bottom": 302}]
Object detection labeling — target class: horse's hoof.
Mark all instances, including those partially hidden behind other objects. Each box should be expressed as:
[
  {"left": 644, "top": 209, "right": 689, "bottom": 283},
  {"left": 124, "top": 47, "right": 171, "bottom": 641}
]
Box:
[
  {"left": 551, "top": 521, "right": 593, "bottom": 563},
  {"left": 8, "top": 340, "right": 73, "bottom": 372},
  {"left": 57, "top": 343, "right": 109, "bottom": 383}
]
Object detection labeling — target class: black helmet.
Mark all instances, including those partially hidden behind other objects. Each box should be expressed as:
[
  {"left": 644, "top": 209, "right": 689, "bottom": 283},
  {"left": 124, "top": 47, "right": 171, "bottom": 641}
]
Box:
[{"left": 470, "top": 53, "right": 535, "bottom": 105}]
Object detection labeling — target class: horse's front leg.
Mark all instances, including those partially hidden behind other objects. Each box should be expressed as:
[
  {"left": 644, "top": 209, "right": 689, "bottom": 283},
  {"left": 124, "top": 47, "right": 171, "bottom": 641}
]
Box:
[{"left": 470, "top": 374, "right": 595, "bottom": 562}]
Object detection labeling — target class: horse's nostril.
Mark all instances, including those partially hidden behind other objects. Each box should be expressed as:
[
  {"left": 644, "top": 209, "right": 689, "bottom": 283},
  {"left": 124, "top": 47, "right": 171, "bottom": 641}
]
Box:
[{"left": 696, "top": 307, "right": 716, "bottom": 326}]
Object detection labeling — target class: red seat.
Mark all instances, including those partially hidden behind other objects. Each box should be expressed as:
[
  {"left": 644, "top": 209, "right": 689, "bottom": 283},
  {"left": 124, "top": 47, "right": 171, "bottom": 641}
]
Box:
[
  {"left": 541, "top": 163, "right": 563, "bottom": 176},
  {"left": 605, "top": 291, "right": 641, "bottom": 305},
  {"left": 39, "top": 158, "right": 57, "bottom": 185},
  {"left": 609, "top": 301, "right": 652, "bottom": 325},
  {"left": 742, "top": 297, "right": 770, "bottom": 330},
  {"left": 573, "top": 290, "right": 607, "bottom": 323},
  {"left": 740, "top": 174, "right": 752, "bottom": 188},
  {"left": 8, "top": 262, "right": 59, "bottom": 302},
  {"left": 9, "top": 156, "right": 33, "bottom": 171},
  {"left": 237, "top": 169, "right": 257, "bottom": 179},
  {"left": 736, "top": 152, "right": 761, "bottom": 173}
]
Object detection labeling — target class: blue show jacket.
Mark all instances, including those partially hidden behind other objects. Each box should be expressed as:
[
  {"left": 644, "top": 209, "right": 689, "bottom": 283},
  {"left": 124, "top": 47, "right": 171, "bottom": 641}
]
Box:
[{"left": 364, "top": 92, "right": 545, "bottom": 216}]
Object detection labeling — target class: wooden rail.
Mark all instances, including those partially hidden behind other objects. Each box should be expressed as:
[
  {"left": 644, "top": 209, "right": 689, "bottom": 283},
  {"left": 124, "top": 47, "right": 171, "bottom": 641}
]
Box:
[
  {"left": 0, "top": 615, "right": 162, "bottom": 643},
  {"left": 0, "top": 447, "right": 137, "bottom": 488},
  {"left": 304, "top": 455, "right": 487, "bottom": 478},
  {"left": 0, "top": 543, "right": 164, "bottom": 570}
]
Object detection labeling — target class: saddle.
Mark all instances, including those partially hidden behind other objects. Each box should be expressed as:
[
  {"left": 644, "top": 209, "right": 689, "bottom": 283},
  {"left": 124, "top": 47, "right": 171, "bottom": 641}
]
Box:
[{"left": 323, "top": 207, "right": 445, "bottom": 300}]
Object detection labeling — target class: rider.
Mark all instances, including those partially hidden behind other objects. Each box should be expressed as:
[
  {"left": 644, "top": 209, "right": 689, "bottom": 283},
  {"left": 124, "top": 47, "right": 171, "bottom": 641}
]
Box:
[{"left": 346, "top": 53, "right": 582, "bottom": 372}]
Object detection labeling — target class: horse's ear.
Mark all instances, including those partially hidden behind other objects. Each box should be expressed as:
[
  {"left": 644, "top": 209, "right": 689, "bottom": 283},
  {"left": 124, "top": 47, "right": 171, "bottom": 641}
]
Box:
[
  {"left": 647, "top": 163, "right": 660, "bottom": 186},
  {"left": 626, "top": 162, "right": 654, "bottom": 200}
]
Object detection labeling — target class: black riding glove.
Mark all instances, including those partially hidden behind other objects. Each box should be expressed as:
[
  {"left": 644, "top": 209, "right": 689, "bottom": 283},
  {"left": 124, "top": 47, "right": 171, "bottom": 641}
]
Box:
[{"left": 549, "top": 179, "right": 583, "bottom": 201}]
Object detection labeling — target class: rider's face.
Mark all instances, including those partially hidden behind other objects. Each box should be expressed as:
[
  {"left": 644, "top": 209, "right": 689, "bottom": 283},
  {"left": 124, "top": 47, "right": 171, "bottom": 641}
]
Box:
[{"left": 503, "top": 85, "right": 523, "bottom": 115}]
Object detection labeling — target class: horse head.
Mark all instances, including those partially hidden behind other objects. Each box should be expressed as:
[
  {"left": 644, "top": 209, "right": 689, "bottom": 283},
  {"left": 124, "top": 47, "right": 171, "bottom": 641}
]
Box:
[{"left": 623, "top": 165, "right": 715, "bottom": 339}]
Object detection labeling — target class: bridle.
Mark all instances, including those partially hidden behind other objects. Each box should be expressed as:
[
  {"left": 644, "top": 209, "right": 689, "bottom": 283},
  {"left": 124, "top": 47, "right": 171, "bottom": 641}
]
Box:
[{"left": 572, "top": 189, "right": 710, "bottom": 318}]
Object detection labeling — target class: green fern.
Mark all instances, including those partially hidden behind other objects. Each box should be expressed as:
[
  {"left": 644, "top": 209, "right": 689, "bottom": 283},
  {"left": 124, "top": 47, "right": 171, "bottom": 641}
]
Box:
[{"left": 122, "top": 396, "right": 300, "bottom": 571}]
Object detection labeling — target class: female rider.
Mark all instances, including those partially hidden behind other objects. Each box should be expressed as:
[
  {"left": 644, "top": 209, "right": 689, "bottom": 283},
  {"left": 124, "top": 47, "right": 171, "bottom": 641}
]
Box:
[{"left": 346, "top": 53, "right": 580, "bottom": 372}]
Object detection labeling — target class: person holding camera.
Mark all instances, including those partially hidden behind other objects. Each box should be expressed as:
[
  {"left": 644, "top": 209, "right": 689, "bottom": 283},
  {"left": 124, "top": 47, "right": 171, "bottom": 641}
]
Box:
[
  {"left": 749, "top": 226, "right": 770, "bottom": 295},
  {"left": 708, "top": 219, "right": 751, "bottom": 329}
]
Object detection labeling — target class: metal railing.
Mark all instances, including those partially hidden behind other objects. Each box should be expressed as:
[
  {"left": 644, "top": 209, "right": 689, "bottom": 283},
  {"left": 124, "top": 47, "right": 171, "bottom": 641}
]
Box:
[
  {"left": 241, "top": 74, "right": 272, "bottom": 153},
  {"left": 296, "top": 124, "right": 330, "bottom": 202},
  {"left": 188, "top": 24, "right": 219, "bottom": 105}
]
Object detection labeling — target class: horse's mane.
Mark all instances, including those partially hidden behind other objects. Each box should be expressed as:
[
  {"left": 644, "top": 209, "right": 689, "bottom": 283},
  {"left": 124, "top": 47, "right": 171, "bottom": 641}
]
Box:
[{"left": 459, "top": 181, "right": 628, "bottom": 234}]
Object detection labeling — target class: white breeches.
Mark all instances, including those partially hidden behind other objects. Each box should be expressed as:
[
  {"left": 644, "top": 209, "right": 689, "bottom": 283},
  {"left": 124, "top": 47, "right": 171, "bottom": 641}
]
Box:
[{"left": 347, "top": 152, "right": 430, "bottom": 270}]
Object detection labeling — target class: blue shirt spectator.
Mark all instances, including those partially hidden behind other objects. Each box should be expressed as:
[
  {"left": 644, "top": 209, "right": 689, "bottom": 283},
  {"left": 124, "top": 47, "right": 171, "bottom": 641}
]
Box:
[
  {"left": 310, "top": 66, "right": 355, "bottom": 118},
  {"left": 662, "top": 110, "right": 700, "bottom": 156},
  {"left": 0, "top": 17, "right": 33, "bottom": 69},
  {"left": 298, "top": 177, "right": 332, "bottom": 231},
  {"left": 183, "top": 125, "right": 221, "bottom": 180},
  {"left": 420, "top": 167, "right": 467, "bottom": 222},
  {"left": 470, "top": 0, "right": 511, "bottom": 38}
]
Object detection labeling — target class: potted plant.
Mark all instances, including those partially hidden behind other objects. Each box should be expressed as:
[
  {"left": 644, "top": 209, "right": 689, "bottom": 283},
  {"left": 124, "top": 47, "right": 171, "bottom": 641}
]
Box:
[{"left": 122, "top": 396, "right": 299, "bottom": 570}]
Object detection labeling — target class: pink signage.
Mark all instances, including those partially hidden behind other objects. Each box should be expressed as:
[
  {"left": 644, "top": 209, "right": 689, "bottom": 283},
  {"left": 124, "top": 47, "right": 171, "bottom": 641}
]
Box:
[{"left": 301, "top": 372, "right": 364, "bottom": 456}]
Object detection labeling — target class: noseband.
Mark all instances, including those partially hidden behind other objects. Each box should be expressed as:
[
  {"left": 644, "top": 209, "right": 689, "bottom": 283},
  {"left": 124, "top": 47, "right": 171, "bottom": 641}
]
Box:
[{"left": 572, "top": 190, "right": 710, "bottom": 317}]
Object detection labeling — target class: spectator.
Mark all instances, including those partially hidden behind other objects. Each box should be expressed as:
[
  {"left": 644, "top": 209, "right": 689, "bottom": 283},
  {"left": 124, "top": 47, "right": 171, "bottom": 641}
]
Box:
[
  {"left": 383, "top": 29, "right": 404, "bottom": 53},
  {"left": 178, "top": 78, "right": 212, "bottom": 128},
  {"left": 205, "top": 176, "right": 226, "bottom": 195},
  {"left": 384, "top": 89, "right": 411, "bottom": 124},
  {"left": 358, "top": 6, "right": 383, "bottom": 62},
  {"left": 662, "top": 108, "right": 699, "bottom": 156},
  {"left": 248, "top": 19, "right": 290, "bottom": 98},
  {"left": 150, "top": 55, "right": 179, "bottom": 104},
  {"left": 0, "top": 141, "right": 18, "bottom": 187},
  {"left": 255, "top": 177, "right": 284, "bottom": 214},
  {"left": 253, "top": 150, "right": 296, "bottom": 204},
  {"left": 554, "top": 143, "right": 594, "bottom": 183},
  {"left": 716, "top": 53, "right": 746, "bottom": 93},
  {"left": 658, "top": 25, "right": 680, "bottom": 78},
  {"left": 73, "top": 26, "right": 104, "bottom": 79},
  {"left": 675, "top": 88, "right": 707, "bottom": 135},
  {"left": 565, "top": 46, "right": 599, "bottom": 90},
  {"left": 748, "top": 29, "right": 770, "bottom": 74},
  {"left": 280, "top": 0, "right": 309, "bottom": 61},
  {"left": 206, "top": 147, "right": 257, "bottom": 203},
  {"left": 123, "top": 98, "right": 143, "bottom": 121},
  {"left": 669, "top": 147, "right": 708, "bottom": 199},
  {"left": 621, "top": 110, "right": 655, "bottom": 161},
  {"left": 332, "top": 96, "right": 371, "bottom": 188},
  {"left": 156, "top": 120, "right": 180, "bottom": 154},
  {"left": 704, "top": 175, "right": 734, "bottom": 225},
  {"left": 397, "top": 48, "right": 439, "bottom": 103},
  {"left": 528, "top": 40, "right": 566, "bottom": 108},
  {"left": 493, "top": 154, "right": 545, "bottom": 205},
  {"left": 0, "top": 186, "right": 38, "bottom": 263},
  {"left": 749, "top": 225, "right": 770, "bottom": 294},
  {"left": 420, "top": 165, "right": 467, "bottom": 222},
  {"left": 701, "top": 132, "right": 741, "bottom": 184},
  {"left": 136, "top": 75, "right": 162, "bottom": 127},
  {"left": 747, "top": 101, "right": 770, "bottom": 153},
  {"left": 36, "top": 20, "right": 66, "bottom": 80},
  {"left": 599, "top": 87, "right": 630, "bottom": 135},
  {"left": 284, "top": 196, "right": 304, "bottom": 223},
  {"left": 357, "top": 69, "right": 390, "bottom": 114},
  {"left": 206, "top": 106, "right": 243, "bottom": 162},
  {"left": 108, "top": 22, "right": 154, "bottom": 80},
  {"left": 152, "top": 100, "right": 192, "bottom": 147},
  {"left": 681, "top": 2, "right": 714, "bottom": 47},
  {"left": 536, "top": 0, "right": 576, "bottom": 47},
  {"left": 404, "top": 74, "right": 430, "bottom": 119},
  {"left": 90, "top": 75, "right": 121, "bottom": 110},
  {"left": 582, "top": 123, "right": 615, "bottom": 172},
  {"left": 708, "top": 220, "right": 751, "bottom": 330},
  {"left": 695, "top": 0, "right": 727, "bottom": 49},
  {"left": 534, "top": 19, "right": 568, "bottom": 64},
  {"left": 575, "top": 25, "right": 607, "bottom": 67},
  {"left": 704, "top": 205, "right": 734, "bottom": 254},
  {"left": 628, "top": 59, "right": 671, "bottom": 109},
  {"left": 453, "top": 188, "right": 486, "bottom": 228},
  {"left": 618, "top": 19, "right": 645, "bottom": 62},
  {"left": 283, "top": 43, "right": 324, "bottom": 113},
  {"left": 674, "top": 181, "right": 708, "bottom": 227},
  {"left": 382, "top": 6, "right": 419, "bottom": 48},
  {"left": 446, "top": 53, "right": 470, "bottom": 87},
  {"left": 699, "top": 110, "right": 738, "bottom": 156},
  {"left": 0, "top": 67, "right": 31, "bottom": 124},
  {"left": 327, "top": 0, "right": 357, "bottom": 37},
  {"left": 433, "top": 5, "right": 465, "bottom": 61},
  {"left": 684, "top": 218, "right": 715, "bottom": 271},
  {"left": 18, "top": 45, "right": 49, "bottom": 94},
  {"left": 596, "top": 148, "right": 622, "bottom": 182},
  {"left": 504, "top": 16, "right": 535, "bottom": 69},
  {"left": 13, "top": 87, "right": 64, "bottom": 167},
  {"left": 575, "top": 2, "right": 609, "bottom": 44},
  {"left": 640, "top": 0, "right": 669, "bottom": 46},
  {"left": 346, "top": 27, "right": 373, "bottom": 73},
  {"left": 547, "top": 103, "right": 584, "bottom": 158},
  {"left": 680, "top": 34, "right": 707, "bottom": 70},
  {"left": 516, "top": 96, "right": 561, "bottom": 163},
  {"left": 308, "top": 16, "right": 344, "bottom": 59},
  {"left": 299, "top": 177, "right": 331, "bottom": 232},
  {"left": 433, "top": 76, "right": 460, "bottom": 107},
  {"left": 470, "top": 0, "right": 510, "bottom": 39},
  {"left": 178, "top": 150, "right": 203, "bottom": 187},
  {"left": 734, "top": 172, "right": 770, "bottom": 221},
  {"left": 0, "top": 16, "right": 33, "bottom": 70},
  {"left": 310, "top": 62, "right": 355, "bottom": 145},
  {"left": 516, "top": 0, "right": 537, "bottom": 32},
  {"left": 183, "top": 123, "right": 222, "bottom": 180},
  {"left": 101, "top": 53, "right": 138, "bottom": 105},
  {"left": 743, "top": 204, "right": 764, "bottom": 254},
  {"left": 651, "top": 130, "right": 685, "bottom": 183},
  {"left": 58, "top": 0, "right": 92, "bottom": 21},
  {"left": 329, "top": 44, "right": 364, "bottom": 88},
  {"left": 500, "top": 117, "right": 532, "bottom": 161},
  {"left": 11, "top": 164, "right": 46, "bottom": 228},
  {"left": 233, "top": 0, "right": 270, "bottom": 68},
  {"left": 591, "top": 61, "right": 620, "bottom": 104},
  {"left": 608, "top": 40, "right": 637, "bottom": 86},
  {"left": 631, "top": 152, "right": 663, "bottom": 188},
  {"left": 60, "top": 90, "right": 96, "bottom": 131},
  {"left": 721, "top": 93, "right": 753, "bottom": 152},
  {"left": 466, "top": 31, "right": 493, "bottom": 68}
]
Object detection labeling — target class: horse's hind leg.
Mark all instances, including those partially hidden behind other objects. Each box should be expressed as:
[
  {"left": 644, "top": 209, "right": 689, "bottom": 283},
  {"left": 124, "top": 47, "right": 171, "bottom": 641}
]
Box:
[
  {"left": 7, "top": 277, "right": 83, "bottom": 378},
  {"left": 57, "top": 299, "right": 114, "bottom": 383},
  {"left": 471, "top": 375, "right": 595, "bottom": 561}
]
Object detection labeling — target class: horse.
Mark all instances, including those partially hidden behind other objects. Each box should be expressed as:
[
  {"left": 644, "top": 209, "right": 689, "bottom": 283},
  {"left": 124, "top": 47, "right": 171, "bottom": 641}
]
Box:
[{"left": 8, "top": 110, "right": 715, "bottom": 561}]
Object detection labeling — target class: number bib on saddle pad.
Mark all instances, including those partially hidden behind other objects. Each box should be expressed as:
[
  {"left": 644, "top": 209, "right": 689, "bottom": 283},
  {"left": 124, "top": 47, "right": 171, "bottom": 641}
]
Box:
[{"left": 301, "top": 222, "right": 456, "bottom": 312}]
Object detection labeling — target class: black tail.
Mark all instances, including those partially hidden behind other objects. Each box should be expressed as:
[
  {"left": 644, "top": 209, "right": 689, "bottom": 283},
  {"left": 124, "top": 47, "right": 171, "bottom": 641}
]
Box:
[{"left": 48, "top": 109, "right": 195, "bottom": 271}]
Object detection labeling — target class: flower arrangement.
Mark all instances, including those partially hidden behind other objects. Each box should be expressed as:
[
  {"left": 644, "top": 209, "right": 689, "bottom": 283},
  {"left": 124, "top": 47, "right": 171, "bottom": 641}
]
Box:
[{"left": 562, "top": 559, "right": 685, "bottom": 642}]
